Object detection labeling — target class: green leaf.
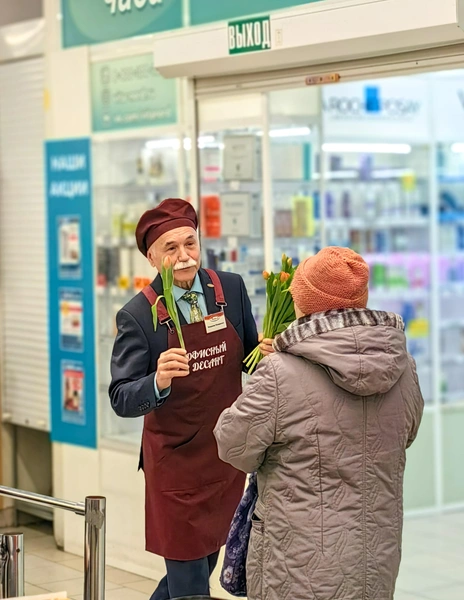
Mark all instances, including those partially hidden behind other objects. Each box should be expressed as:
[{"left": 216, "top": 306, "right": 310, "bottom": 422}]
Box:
[
  {"left": 158, "top": 260, "right": 186, "bottom": 350},
  {"left": 151, "top": 295, "right": 165, "bottom": 332},
  {"left": 281, "top": 254, "right": 287, "bottom": 272}
]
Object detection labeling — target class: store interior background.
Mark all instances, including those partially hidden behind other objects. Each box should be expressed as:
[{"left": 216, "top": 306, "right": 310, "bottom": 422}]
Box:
[
  {"left": 0, "top": 0, "right": 463, "bottom": 599},
  {"left": 98, "top": 74, "right": 464, "bottom": 510}
]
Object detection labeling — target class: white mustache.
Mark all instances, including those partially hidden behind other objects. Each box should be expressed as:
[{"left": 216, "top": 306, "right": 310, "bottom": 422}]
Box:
[{"left": 173, "top": 259, "right": 197, "bottom": 271}]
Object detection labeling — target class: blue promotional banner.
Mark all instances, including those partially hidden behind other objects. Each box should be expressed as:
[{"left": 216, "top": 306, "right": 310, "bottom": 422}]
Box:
[{"left": 46, "top": 139, "right": 97, "bottom": 449}]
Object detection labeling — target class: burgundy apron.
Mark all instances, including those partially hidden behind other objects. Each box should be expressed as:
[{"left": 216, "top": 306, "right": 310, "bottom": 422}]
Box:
[{"left": 141, "top": 269, "right": 246, "bottom": 561}]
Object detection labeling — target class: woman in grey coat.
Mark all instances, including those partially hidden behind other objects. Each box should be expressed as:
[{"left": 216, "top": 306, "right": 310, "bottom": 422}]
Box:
[{"left": 214, "top": 246, "right": 424, "bottom": 600}]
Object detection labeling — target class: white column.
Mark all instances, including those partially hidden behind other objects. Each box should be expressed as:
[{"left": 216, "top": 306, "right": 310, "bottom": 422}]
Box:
[
  {"left": 261, "top": 92, "right": 274, "bottom": 272},
  {"left": 427, "top": 80, "right": 444, "bottom": 510}
]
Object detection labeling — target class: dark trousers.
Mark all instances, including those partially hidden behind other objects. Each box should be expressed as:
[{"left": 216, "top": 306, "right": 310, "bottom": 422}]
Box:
[{"left": 150, "top": 551, "right": 220, "bottom": 600}]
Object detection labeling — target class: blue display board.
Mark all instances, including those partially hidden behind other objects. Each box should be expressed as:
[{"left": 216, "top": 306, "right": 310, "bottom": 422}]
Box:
[{"left": 46, "top": 138, "right": 97, "bottom": 448}]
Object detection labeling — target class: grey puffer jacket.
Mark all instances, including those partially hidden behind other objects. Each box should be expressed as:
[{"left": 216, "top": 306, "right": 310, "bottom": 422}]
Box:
[{"left": 214, "top": 308, "right": 424, "bottom": 600}]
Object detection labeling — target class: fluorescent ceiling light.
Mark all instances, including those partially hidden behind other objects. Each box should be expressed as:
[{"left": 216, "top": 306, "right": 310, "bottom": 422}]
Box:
[
  {"left": 451, "top": 143, "right": 464, "bottom": 153},
  {"left": 322, "top": 143, "right": 412, "bottom": 154}
]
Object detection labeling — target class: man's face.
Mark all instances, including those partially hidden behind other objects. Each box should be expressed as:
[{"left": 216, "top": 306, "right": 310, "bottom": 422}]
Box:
[{"left": 148, "top": 227, "right": 201, "bottom": 286}]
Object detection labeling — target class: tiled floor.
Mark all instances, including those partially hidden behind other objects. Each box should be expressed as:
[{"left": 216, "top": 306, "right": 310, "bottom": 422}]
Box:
[
  {"left": 3, "top": 511, "right": 464, "bottom": 599},
  {"left": 3, "top": 522, "right": 155, "bottom": 600}
]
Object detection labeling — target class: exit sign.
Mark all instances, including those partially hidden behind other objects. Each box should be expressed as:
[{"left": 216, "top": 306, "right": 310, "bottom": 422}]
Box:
[{"left": 228, "top": 16, "right": 272, "bottom": 55}]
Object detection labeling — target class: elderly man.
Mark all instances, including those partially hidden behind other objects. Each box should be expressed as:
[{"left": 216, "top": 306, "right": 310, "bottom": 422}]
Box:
[{"left": 109, "top": 198, "right": 272, "bottom": 600}]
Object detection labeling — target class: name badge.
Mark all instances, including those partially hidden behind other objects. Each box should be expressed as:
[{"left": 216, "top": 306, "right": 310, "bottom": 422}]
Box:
[{"left": 204, "top": 311, "right": 227, "bottom": 334}]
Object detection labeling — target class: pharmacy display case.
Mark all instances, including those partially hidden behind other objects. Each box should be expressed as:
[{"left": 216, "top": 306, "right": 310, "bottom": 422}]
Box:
[{"left": 320, "top": 142, "right": 433, "bottom": 405}]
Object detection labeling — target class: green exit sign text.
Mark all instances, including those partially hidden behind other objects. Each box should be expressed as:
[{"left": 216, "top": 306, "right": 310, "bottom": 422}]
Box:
[{"left": 228, "top": 16, "right": 272, "bottom": 55}]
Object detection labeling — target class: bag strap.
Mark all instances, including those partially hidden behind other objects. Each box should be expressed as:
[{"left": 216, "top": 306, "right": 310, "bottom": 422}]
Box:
[
  {"left": 141, "top": 285, "right": 171, "bottom": 324},
  {"left": 204, "top": 269, "right": 227, "bottom": 307}
]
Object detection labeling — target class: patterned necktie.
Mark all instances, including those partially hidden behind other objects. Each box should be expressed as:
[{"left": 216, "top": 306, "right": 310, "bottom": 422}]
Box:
[{"left": 181, "top": 291, "right": 204, "bottom": 323}]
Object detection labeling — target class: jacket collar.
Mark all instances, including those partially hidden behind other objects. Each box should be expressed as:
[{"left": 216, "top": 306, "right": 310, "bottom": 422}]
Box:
[{"left": 274, "top": 308, "right": 405, "bottom": 353}]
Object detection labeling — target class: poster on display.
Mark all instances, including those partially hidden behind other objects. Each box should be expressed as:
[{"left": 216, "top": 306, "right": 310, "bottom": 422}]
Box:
[
  {"left": 223, "top": 135, "right": 257, "bottom": 180},
  {"left": 58, "top": 216, "right": 81, "bottom": 278},
  {"left": 59, "top": 288, "right": 84, "bottom": 352},
  {"left": 61, "top": 0, "right": 182, "bottom": 48},
  {"left": 46, "top": 138, "right": 97, "bottom": 449},
  {"left": 322, "top": 77, "right": 430, "bottom": 143},
  {"left": 221, "top": 193, "right": 251, "bottom": 236},
  {"left": 221, "top": 193, "right": 262, "bottom": 238},
  {"left": 91, "top": 54, "right": 177, "bottom": 132},
  {"left": 61, "top": 360, "right": 86, "bottom": 425},
  {"left": 190, "top": 0, "right": 322, "bottom": 26}
]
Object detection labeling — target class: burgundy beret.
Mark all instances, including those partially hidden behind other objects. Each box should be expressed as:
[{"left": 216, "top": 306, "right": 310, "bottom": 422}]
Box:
[{"left": 135, "top": 198, "right": 198, "bottom": 256}]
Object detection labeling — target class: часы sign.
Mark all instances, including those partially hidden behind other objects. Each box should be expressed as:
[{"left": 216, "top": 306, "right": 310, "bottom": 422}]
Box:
[
  {"left": 104, "top": 0, "right": 163, "bottom": 14},
  {"left": 61, "top": 0, "right": 182, "bottom": 48}
]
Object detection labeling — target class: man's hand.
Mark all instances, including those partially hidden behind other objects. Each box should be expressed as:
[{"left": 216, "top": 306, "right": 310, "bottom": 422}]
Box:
[
  {"left": 156, "top": 348, "right": 190, "bottom": 391},
  {"left": 259, "top": 334, "right": 275, "bottom": 357}
]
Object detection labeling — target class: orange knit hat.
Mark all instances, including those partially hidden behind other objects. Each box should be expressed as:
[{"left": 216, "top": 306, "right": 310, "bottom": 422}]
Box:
[{"left": 291, "top": 246, "right": 369, "bottom": 316}]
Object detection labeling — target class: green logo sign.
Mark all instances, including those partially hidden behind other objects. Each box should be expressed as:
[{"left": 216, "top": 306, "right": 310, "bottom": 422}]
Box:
[
  {"left": 61, "top": 0, "right": 182, "bottom": 48},
  {"left": 191, "top": 0, "right": 323, "bottom": 26},
  {"left": 90, "top": 54, "right": 177, "bottom": 132},
  {"left": 228, "top": 16, "right": 271, "bottom": 55}
]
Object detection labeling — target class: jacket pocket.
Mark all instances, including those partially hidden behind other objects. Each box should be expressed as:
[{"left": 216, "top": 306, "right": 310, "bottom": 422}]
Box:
[{"left": 246, "top": 513, "right": 265, "bottom": 600}]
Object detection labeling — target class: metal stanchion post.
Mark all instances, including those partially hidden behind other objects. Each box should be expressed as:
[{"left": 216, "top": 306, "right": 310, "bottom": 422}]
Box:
[
  {"left": 0, "top": 486, "right": 106, "bottom": 599},
  {"left": 84, "top": 496, "right": 106, "bottom": 600},
  {"left": 0, "top": 533, "right": 24, "bottom": 599}
]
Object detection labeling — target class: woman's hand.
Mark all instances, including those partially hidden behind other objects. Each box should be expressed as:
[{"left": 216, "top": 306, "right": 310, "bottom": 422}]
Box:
[{"left": 258, "top": 334, "right": 274, "bottom": 357}]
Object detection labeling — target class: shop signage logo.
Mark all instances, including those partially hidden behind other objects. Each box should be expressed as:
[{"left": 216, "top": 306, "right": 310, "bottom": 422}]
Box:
[
  {"left": 228, "top": 16, "right": 272, "bottom": 55},
  {"left": 324, "top": 85, "right": 421, "bottom": 120},
  {"left": 365, "top": 86, "right": 381, "bottom": 112},
  {"left": 104, "top": 0, "right": 163, "bottom": 14}
]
